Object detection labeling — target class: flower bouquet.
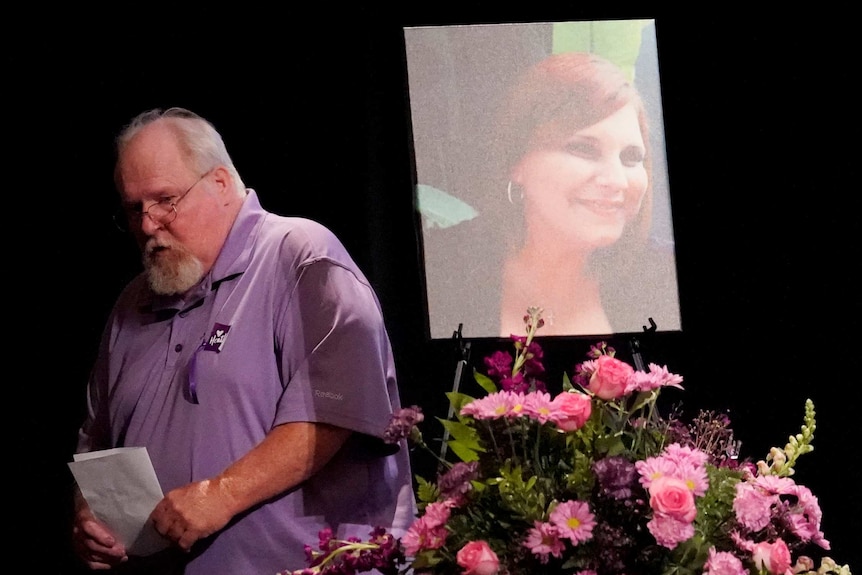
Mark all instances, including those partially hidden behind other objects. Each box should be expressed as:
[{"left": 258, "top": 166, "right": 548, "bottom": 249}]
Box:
[{"left": 282, "top": 308, "right": 852, "bottom": 575}]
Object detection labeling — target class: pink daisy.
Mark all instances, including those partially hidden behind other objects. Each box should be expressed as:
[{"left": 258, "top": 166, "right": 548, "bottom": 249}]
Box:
[
  {"left": 460, "top": 391, "right": 514, "bottom": 420},
  {"left": 635, "top": 455, "right": 677, "bottom": 489},
  {"left": 523, "top": 391, "right": 554, "bottom": 424},
  {"left": 549, "top": 500, "right": 595, "bottom": 545},
  {"left": 523, "top": 521, "right": 565, "bottom": 563}
]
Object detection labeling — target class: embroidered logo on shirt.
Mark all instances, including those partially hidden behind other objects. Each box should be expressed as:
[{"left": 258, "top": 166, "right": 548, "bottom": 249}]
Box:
[
  {"left": 314, "top": 389, "right": 344, "bottom": 401},
  {"left": 202, "top": 323, "right": 231, "bottom": 352}
]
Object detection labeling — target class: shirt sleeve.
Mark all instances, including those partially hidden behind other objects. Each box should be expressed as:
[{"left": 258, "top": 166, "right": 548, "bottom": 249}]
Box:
[{"left": 272, "top": 256, "right": 399, "bottom": 440}]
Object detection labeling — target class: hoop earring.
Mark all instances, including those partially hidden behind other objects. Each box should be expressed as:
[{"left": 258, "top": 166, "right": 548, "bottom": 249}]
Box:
[{"left": 507, "top": 181, "right": 524, "bottom": 204}]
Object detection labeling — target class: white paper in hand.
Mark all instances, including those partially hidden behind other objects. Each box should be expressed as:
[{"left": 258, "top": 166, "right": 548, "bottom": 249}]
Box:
[{"left": 69, "top": 446, "right": 170, "bottom": 556}]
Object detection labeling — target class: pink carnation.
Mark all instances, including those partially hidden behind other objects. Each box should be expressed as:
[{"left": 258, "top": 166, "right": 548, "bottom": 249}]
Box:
[
  {"left": 733, "top": 480, "right": 777, "bottom": 532},
  {"left": 704, "top": 547, "right": 747, "bottom": 575},
  {"left": 401, "top": 500, "right": 455, "bottom": 555},
  {"left": 646, "top": 514, "right": 695, "bottom": 549},
  {"left": 422, "top": 499, "right": 456, "bottom": 528},
  {"left": 401, "top": 518, "right": 448, "bottom": 556}
]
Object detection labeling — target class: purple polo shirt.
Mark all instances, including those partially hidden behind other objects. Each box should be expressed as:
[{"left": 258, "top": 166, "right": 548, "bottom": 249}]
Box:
[{"left": 77, "top": 191, "right": 416, "bottom": 574}]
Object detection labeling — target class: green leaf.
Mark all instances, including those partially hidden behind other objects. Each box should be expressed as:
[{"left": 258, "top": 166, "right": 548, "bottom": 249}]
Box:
[
  {"left": 447, "top": 440, "right": 481, "bottom": 462},
  {"left": 629, "top": 389, "right": 658, "bottom": 412},
  {"left": 410, "top": 549, "right": 445, "bottom": 569},
  {"left": 446, "top": 391, "right": 478, "bottom": 418},
  {"left": 473, "top": 370, "right": 498, "bottom": 394},
  {"left": 562, "top": 371, "right": 575, "bottom": 392},
  {"left": 438, "top": 419, "right": 485, "bottom": 450},
  {"left": 415, "top": 475, "right": 439, "bottom": 504},
  {"left": 595, "top": 434, "right": 626, "bottom": 456}
]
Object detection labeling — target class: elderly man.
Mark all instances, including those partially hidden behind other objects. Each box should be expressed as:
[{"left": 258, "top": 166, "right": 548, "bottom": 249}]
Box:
[{"left": 71, "top": 107, "right": 415, "bottom": 574}]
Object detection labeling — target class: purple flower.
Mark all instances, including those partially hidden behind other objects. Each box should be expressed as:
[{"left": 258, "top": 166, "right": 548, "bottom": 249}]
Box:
[
  {"left": 592, "top": 456, "right": 639, "bottom": 500},
  {"left": 438, "top": 461, "right": 479, "bottom": 502},
  {"left": 383, "top": 406, "right": 424, "bottom": 444}
]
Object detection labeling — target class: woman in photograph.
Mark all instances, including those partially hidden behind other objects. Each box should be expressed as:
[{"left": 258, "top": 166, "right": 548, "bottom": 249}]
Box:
[
  {"left": 418, "top": 48, "right": 680, "bottom": 339},
  {"left": 489, "top": 51, "right": 678, "bottom": 337}
]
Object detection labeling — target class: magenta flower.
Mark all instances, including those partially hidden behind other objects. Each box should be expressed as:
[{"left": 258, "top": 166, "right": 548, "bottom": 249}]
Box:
[
  {"left": 500, "top": 371, "right": 529, "bottom": 393},
  {"left": 483, "top": 350, "right": 513, "bottom": 379}
]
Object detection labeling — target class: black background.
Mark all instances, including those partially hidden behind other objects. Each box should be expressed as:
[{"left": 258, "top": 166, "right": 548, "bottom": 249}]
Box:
[{"left": 7, "top": 8, "right": 860, "bottom": 573}]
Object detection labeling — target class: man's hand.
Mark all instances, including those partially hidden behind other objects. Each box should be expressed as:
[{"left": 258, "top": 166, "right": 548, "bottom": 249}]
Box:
[
  {"left": 72, "top": 505, "right": 128, "bottom": 570},
  {"left": 150, "top": 478, "right": 235, "bottom": 551},
  {"left": 150, "top": 421, "right": 351, "bottom": 552}
]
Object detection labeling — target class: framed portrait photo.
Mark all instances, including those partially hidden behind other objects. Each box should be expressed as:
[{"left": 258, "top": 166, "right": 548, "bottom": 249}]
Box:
[{"left": 404, "top": 19, "right": 682, "bottom": 340}]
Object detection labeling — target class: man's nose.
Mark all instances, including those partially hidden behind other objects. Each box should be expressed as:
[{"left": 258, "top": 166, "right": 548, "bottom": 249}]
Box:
[{"left": 139, "top": 212, "right": 163, "bottom": 235}]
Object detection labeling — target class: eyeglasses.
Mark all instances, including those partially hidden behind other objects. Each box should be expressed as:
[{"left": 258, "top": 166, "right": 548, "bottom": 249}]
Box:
[{"left": 113, "top": 171, "right": 210, "bottom": 232}]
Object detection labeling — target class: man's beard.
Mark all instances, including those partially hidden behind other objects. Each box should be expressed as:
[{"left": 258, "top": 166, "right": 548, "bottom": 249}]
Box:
[{"left": 143, "top": 237, "right": 205, "bottom": 296}]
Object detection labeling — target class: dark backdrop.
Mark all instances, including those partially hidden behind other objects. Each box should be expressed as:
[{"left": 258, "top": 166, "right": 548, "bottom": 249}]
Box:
[{"left": 7, "top": 9, "right": 859, "bottom": 574}]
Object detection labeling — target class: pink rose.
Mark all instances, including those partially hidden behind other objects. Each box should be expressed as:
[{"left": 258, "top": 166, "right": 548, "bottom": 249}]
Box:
[
  {"left": 752, "top": 539, "right": 792, "bottom": 575},
  {"left": 648, "top": 476, "right": 697, "bottom": 522},
  {"left": 456, "top": 540, "right": 500, "bottom": 575},
  {"left": 588, "top": 355, "right": 634, "bottom": 400},
  {"left": 549, "top": 391, "right": 592, "bottom": 431}
]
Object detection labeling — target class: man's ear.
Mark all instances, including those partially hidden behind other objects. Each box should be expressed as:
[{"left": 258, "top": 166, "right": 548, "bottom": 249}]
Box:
[{"left": 211, "top": 166, "right": 232, "bottom": 194}]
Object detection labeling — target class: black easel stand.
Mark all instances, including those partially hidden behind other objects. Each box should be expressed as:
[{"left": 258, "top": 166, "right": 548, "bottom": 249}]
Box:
[
  {"left": 439, "top": 324, "right": 471, "bottom": 462},
  {"left": 629, "top": 317, "right": 657, "bottom": 371}
]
